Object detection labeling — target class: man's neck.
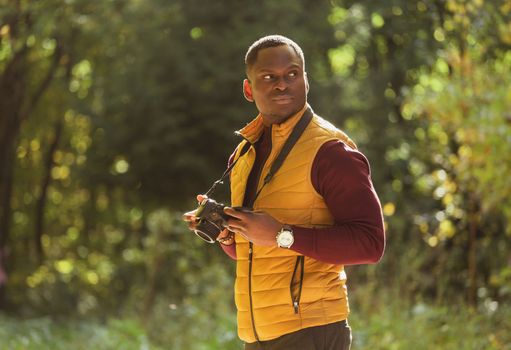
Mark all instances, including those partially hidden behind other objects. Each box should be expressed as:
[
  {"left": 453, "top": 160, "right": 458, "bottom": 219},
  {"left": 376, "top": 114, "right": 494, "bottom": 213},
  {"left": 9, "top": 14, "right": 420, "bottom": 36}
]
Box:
[{"left": 261, "top": 104, "right": 308, "bottom": 127}]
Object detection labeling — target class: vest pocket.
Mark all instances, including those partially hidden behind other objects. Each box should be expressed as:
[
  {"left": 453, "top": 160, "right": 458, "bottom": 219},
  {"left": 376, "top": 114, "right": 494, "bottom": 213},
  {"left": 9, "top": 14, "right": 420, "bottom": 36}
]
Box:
[{"left": 290, "top": 256, "right": 305, "bottom": 314}]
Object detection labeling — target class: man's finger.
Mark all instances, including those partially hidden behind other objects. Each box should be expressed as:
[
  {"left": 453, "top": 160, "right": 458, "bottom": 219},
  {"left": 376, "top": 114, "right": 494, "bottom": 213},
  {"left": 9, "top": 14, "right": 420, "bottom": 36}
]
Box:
[
  {"left": 183, "top": 210, "right": 195, "bottom": 216},
  {"left": 226, "top": 225, "right": 248, "bottom": 241},
  {"left": 226, "top": 217, "right": 246, "bottom": 232},
  {"left": 226, "top": 221, "right": 244, "bottom": 231},
  {"left": 182, "top": 211, "right": 195, "bottom": 221},
  {"left": 224, "top": 207, "right": 246, "bottom": 219},
  {"left": 217, "top": 229, "right": 230, "bottom": 238}
]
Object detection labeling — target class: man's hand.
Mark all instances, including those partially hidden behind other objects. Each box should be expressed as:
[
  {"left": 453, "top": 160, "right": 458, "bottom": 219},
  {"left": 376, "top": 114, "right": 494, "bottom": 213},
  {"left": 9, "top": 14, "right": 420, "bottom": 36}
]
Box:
[
  {"left": 182, "top": 195, "right": 234, "bottom": 245},
  {"left": 182, "top": 195, "right": 206, "bottom": 232},
  {"left": 223, "top": 207, "right": 282, "bottom": 247}
]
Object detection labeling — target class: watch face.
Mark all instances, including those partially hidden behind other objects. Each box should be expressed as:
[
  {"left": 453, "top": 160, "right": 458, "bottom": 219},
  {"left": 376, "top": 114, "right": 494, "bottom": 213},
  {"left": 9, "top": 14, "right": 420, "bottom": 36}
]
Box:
[{"left": 278, "top": 230, "right": 294, "bottom": 247}]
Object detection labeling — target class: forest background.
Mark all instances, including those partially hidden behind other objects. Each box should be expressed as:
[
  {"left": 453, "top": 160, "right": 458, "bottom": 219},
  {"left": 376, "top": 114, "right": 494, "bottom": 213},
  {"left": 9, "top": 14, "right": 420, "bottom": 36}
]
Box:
[{"left": 1, "top": 0, "right": 510, "bottom": 349}]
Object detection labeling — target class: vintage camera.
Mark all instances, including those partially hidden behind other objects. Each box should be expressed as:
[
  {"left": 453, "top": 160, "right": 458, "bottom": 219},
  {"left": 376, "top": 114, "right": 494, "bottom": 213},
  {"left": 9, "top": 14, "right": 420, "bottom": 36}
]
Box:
[{"left": 193, "top": 198, "right": 231, "bottom": 243}]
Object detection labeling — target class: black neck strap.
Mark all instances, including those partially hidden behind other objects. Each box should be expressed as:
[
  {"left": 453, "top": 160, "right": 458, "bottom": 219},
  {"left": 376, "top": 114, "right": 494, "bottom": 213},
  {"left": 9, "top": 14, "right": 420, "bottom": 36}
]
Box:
[
  {"left": 204, "top": 141, "right": 251, "bottom": 198},
  {"left": 248, "top": 107, "right": 313, "bottom": 207},
  {"left": 205, "top": 107, "right": 314, "bottom": 204}
]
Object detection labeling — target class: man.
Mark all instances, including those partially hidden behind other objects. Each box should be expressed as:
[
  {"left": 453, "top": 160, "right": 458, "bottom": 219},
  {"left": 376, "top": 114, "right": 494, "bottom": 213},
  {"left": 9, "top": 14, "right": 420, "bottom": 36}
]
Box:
[{"left": 184, "top": 35, "right": 385, "bottom": 349}]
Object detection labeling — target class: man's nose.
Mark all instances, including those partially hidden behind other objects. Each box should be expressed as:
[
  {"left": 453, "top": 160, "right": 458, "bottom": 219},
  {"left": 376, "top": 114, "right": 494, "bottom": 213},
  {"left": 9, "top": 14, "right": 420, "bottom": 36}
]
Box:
[{"left": 274, "top": 76, "right": 289, "bottom": 90}]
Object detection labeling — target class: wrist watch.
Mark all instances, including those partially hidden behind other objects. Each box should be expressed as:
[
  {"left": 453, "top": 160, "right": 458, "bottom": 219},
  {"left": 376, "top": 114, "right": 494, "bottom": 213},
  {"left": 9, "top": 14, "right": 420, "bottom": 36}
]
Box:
[{"left": 276, "top": 225, "right": 294, "bottom": 248}]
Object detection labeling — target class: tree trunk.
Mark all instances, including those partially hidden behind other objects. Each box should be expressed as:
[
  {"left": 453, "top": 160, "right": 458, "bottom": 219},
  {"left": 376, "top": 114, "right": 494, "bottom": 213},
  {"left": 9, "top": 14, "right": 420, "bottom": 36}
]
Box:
[
  {"left": 141, "top": 253, "right": 164, "bottom": 325},
  {"left": 0, "top": 43, "right": 28, "bottom": 246},
  {"left": 141, "top": 224, "right": 165, "bottom": 324},
  {"left": 0, "top": 38, "right": 28, "bottom": 310},
  {"left": 34, "top": 120, "right": 64, "bottom": 263},
  {"left": 82, "top": 188, "right": 96, "bottom": 245},
  {"left": 0, "top": 133, "right": 18, "bottom": 252},
  {"left": 467, "top": 195, "right": 479, "bottom": 307},
  {"left": 0, "top": 6, "right": 62, "bottom": 306}
]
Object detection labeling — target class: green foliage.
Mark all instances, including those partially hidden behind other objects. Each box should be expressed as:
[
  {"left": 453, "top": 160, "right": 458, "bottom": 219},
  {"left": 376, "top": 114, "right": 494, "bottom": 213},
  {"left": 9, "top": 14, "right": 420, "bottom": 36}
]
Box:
[
  {"left": 0, "top": 315, "right": 159, "bottom": 350},
  {"left": 404, "top": 50, "right": 511, "bottom": 236},
  {"left": 349, "top": 292, "right": 511, "bottom": 350},
  {"left": 2, "top": 297, "right": 510, "bottom": 350},
  {"left": 83, "top": 0, "right": 339, "bottom": 205},
  {"left": 398, "top": 24, "right": 511, "bottom": 303},
  {"left": 1, "top": 0, "right": 511, "bottom": 348},
  {"left": 333, "top": 0, "right": 511, "bottom": 305},
  {"left": 143, "top": 279, "right": 241, "bottom": 349}
]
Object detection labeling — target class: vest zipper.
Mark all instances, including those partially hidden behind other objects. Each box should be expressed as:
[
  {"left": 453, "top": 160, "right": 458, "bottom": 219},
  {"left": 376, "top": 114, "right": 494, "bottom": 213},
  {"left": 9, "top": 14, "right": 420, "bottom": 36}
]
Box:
[
  {"left": 245, "top": 127, "right": 272, "bottom": 342},
  {"left": 248, "top": 243, "right": 260, "bottom": 341},
  {"left": 290, "top": 256, "right": 305, "bottom": 314}
]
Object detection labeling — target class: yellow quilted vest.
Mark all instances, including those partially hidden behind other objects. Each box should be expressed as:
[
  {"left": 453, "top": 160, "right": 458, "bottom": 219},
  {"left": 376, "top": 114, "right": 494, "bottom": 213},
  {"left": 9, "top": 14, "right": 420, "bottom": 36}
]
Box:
[{"left": 230, "top": 105, "right": 357, "bottom": 342}]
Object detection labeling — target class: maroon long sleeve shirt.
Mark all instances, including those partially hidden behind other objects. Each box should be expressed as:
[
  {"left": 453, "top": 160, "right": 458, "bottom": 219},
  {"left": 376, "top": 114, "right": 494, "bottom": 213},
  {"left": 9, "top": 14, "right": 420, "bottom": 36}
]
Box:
[{"left": 221, "top": 126, "right": 385, "bottom": 265}]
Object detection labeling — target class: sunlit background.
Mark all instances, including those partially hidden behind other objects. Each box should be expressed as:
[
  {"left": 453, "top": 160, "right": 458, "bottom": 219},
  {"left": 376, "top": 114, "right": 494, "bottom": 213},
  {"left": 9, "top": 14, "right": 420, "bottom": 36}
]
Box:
[{"left": 0, "top": 0, "right": 510, "bottom": 349}]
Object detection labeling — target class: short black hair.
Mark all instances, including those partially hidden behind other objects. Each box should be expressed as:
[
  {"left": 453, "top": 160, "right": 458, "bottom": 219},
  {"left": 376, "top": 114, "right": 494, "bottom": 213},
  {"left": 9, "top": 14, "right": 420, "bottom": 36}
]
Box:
[{"left": 244, "top": 35, "right": 305, "bottom": 72}]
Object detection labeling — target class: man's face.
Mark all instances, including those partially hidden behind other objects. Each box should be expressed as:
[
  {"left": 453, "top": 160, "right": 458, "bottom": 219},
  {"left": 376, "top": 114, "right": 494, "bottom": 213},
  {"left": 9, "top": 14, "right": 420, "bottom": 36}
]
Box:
[{"left": 244, "top": 45, "right": 308, "bottom": 125}]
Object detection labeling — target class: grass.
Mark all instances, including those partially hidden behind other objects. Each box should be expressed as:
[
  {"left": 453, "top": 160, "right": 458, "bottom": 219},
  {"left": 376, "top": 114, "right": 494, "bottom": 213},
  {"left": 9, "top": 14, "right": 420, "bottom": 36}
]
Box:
[
  {"left": 349, "top": 298, "right": 511, "bottom": 350},
  {"left": 1, "top": 300, "right": 510, "bottom": 350},
  {"left": 0, "top": 316, "right": 159, "bottom": 350}
]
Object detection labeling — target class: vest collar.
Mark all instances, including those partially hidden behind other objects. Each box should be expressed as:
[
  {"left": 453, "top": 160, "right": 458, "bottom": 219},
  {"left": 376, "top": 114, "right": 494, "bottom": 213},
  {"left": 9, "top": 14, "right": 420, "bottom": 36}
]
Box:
[{"left": 236, "top": 104, "right": 309, "bottom": 144}]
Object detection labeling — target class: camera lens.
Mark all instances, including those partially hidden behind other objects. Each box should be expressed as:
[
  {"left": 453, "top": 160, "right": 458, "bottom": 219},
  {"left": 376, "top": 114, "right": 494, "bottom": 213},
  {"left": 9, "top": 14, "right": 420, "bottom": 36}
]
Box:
[{"left": 194, "top": 220, "right": 222, "bottom": 243}]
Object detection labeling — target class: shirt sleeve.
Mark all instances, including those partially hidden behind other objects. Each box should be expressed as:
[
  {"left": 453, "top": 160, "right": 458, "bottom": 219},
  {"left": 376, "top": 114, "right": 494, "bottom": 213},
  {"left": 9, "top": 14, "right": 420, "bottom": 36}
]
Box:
[
  {"left": 220, "top": 241, "right": 237, "bottom": 260},
  {"left": 290, "top": 140, "right": 385, "bottom": 265}
]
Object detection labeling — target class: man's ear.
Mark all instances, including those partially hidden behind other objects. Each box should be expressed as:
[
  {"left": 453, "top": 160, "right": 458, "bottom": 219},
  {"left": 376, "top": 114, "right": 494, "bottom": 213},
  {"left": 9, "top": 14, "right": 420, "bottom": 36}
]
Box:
[
  {"left": 305, "top": 72, "right": 310, "bottom": 94},
  {"left": 243, "top": 79, "right": 254, "bottom": 102}
]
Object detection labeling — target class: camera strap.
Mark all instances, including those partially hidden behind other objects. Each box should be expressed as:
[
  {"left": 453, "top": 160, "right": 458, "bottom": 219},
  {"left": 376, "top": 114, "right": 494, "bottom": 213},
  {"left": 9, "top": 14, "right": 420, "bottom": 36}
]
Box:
[
  {"left": 205, "top": 107, "right": 313, "bottom": 202},
  {"left": 204, "top": 140, "right": 252, "bottom": 197}
]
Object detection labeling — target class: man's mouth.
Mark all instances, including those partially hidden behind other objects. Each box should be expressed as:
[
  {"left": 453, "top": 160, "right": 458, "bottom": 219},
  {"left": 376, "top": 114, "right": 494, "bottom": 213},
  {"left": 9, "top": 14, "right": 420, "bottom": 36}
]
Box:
[{"left": 272, "top": 95, "right": 294, "bottom": 105}]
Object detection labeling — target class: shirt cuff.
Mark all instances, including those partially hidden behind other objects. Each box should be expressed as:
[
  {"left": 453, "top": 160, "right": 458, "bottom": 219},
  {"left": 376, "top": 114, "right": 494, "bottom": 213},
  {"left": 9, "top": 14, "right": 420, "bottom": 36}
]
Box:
[{"left": 290, "top": 226, "right": 314, "bottom": 254}]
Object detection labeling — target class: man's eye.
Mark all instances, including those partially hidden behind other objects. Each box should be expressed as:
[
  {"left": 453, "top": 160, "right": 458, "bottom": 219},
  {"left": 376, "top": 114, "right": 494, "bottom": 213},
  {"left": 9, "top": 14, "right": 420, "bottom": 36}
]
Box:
[
  {"left": 288, "top": 72, "right": 297, "bottom": 77},
  {"left": 263, "top": 74, "right": 273, "bottom": 80}
]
